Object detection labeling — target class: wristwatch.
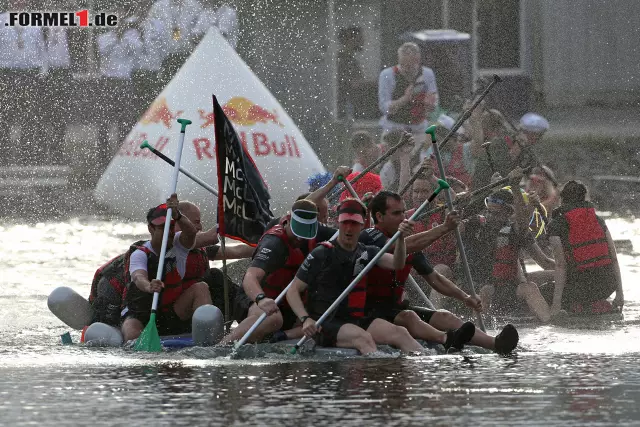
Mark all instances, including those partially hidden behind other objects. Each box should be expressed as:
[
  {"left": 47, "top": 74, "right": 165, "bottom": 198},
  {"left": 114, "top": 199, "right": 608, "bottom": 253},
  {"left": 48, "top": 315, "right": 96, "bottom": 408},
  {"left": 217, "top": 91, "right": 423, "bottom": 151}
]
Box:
[
  {"left": 299, "top": 315, "right": 310, "bottom": 324},
  {"left": 255, "top": 293, "right": 266, "bottom": 305}
]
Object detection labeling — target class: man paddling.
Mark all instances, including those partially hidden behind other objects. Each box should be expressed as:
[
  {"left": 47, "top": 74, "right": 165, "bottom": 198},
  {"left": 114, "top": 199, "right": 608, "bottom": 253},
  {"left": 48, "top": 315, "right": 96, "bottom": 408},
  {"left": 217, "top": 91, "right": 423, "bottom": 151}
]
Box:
[
  {"left": 121, "top": 194, "right": 213, "bottom": 341},
  {"left": 286, "top": 199, "right": 473, "bottom": 354},
  {"left": 220, "top": 198, "right": 324, "bottom": 344},
  {"left": 363, "top": 190, "right": 519, "bottom": 354}
]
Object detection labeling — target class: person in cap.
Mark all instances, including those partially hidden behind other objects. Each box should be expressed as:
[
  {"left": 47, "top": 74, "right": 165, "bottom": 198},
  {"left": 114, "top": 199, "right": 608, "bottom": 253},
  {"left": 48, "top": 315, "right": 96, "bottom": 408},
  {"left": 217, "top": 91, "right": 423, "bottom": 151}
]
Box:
[
  {"left": 547, "top": 181, "right": 624, "bottom": 316},
  {"left": 461, "top": 169, "right": 554, "bottom": 322},
  {"left": 526, "top": 164, "right": 561, "bottom": 213},
  {"left": 220, "top": 199, "right": 323, "bottom": 345},
  {"left": 121, "top": 193, "right": 213, "bottom": 341},
  {"left": 519, "top": 113, "right": 549, "bottom": 146},
  {"left": 286, "top": 199, "right": 428, "bottom": 354},
  {"left": 362, "top": 190, "right": 519, "bottom": 354}
]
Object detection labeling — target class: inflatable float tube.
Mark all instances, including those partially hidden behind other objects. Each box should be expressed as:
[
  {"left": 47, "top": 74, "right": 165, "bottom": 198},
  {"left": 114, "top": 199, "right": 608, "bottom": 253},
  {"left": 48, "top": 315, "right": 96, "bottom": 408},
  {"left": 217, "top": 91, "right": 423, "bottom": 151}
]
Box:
[{"left": 48, "top": 286, "right": 224, "bottom": 347}]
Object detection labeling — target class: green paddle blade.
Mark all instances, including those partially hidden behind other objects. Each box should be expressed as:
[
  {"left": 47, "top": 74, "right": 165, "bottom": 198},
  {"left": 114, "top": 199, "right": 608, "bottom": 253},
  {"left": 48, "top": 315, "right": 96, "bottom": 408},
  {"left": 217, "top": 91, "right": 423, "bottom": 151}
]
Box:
[{"left": 133, "top": 313, "right": 162, "bottom": 352}]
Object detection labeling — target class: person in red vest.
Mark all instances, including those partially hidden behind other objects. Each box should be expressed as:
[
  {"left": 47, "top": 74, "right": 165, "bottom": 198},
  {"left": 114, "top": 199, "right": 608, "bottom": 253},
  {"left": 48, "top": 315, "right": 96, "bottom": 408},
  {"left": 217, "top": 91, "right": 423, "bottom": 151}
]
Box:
[
  {"left": 121, "top": 194, "right": 212, "bottom": 341},
  {"left": 362, "top": 190, "right": 519, "bottom": 354},
  {"left": 547, "top": 181, "right": 624, "bottom": 315},
  {"left": 220, "top": 199, "right": 323, "bottom": 345},
  {"left": 286, "top": 199, "right": 430, "bottom": 354}
]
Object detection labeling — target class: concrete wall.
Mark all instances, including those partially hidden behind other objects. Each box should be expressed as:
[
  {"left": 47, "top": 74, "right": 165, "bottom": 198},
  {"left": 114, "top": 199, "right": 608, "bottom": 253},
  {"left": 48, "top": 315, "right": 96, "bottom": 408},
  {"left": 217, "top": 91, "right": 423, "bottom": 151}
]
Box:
[{"left": 540, "top": 0, "right": 640, "bottom": 106}]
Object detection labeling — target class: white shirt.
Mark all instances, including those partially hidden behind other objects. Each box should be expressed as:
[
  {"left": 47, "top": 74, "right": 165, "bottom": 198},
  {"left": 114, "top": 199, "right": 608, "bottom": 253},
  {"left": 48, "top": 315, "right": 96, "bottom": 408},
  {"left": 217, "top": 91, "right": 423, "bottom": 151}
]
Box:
[
  {"left": 97, "top": 28, "right": 143, "bottom": 78},
  {"left": 147, "top": 0, "right": 204, "bottom": 55},
  {"left": 378, "top": 66, "right": 438, "bottom": 133},
  {"left": 44, "top": 28, "right": 70, "bottom": 69},
  {"left": 129, "top": 232, "right": 191, "bottom": 279}
]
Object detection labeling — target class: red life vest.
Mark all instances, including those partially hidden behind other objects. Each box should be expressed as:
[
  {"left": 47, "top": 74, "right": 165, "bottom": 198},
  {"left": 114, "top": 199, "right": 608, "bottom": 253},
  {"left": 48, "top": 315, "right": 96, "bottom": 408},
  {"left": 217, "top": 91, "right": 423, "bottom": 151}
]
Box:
[
  {"left": 365, "top": 228, "right": 411, "bottom": 306},
  {"left": 409, "top": 208, "right": 458, "bottom": 267},
  {"left": 309, "top": 241, "right": 368, "bottom": 319},
  {"left": 258, "top": 216, "right": 315, "bottom": 307},
  {"left": 387, "top": 66, "right": 429, "bottom": 125},
  {"left": 491, "top": 225, "right": 520, "bottom": 286},
  {"left": 562, "top": 206, "right": 612, "bottom": 273},
  {"left": 132, "top": 245, "right": 209, "bottom": 312}
]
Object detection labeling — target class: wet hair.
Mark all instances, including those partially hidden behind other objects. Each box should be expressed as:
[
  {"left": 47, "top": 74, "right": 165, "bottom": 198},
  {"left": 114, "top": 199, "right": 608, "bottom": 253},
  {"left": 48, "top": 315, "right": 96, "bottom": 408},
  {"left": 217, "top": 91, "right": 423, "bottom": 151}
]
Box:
[
  {"left": 560, "top": 180, "right": 588, "bottom": 204},
  {"left": 292, "top": 198, "right": 318, "bottom": 213},
  {"left": 369, "top": 190, "right": 403, "bottom": 224}
]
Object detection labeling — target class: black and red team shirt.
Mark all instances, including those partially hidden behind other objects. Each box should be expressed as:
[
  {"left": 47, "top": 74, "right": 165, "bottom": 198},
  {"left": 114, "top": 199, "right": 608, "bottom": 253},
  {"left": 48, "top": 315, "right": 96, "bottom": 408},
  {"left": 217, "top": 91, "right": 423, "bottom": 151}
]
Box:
[
  {"left": 358, "top": 227, "right": 434, "bottom": 276},
  {"left": 296, "top": 242, "right": 380, "bottom": 320}
]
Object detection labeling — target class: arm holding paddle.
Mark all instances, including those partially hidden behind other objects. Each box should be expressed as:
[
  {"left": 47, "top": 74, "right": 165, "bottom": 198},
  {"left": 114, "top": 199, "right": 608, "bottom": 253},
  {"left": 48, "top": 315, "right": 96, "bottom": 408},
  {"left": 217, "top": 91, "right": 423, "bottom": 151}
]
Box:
[
  {"left": 375, "top": 219, "right": 412, "bottom": 270},
  {"left": 307, "top": 166, "right": 352, "bottom": 205},
  {"left": 243, "top": 267, "right": 279, "bottom": 316},
  {"left": 404, "top": 211, "right": 460, "bottom": 253},
  {"left": 286, "top": 278, "right": 318, "bottom": 338},
  {"left": 209, "top": 244, "right": 254, "bottom": 260},
  {"left": 166, "top": 194, "right": 197, "bottom": 250},
  {"left": 194, "top": 227, "right": 219, "bottom": 248}
]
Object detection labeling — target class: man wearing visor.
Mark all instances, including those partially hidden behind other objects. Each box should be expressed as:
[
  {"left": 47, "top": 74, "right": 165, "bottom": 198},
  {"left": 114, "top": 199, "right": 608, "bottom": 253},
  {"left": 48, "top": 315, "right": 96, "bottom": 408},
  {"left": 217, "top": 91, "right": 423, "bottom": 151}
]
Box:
[
  {"left": 287, "top": 199, "right": 429, "bottom": 354},
  {"left": 221, "top": 199, "right": 322, "bottom": 344}
]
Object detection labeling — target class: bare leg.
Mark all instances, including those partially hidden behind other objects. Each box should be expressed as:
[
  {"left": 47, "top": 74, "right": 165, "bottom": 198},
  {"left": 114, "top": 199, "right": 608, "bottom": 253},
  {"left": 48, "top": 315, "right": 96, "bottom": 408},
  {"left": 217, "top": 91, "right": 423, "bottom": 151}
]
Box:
[
  {"left": 527, "top": 270, "right": 555, "bottom": 284},
  {"left": 121, "top": 317, "right": 144, "bottom": 341},
  {"left": 393, "top": 310, "right": 446, "bottom": 344},
  {"left": 367, "top": 318, "right": 424, "bottom": 353},
  {"left": 283, "top": 325, "right": 303, "bottom": 340},
  {"left": 173, "top": 282, "right": 212, "bottom": 320},
  {"left": 335, "top": 323, "right": 377, "bottom": 354},
  {"left": 517, "top": 281, "right": 551, "bottom": 323},
  {"left": 429, "top": 310, "right": 496, "bottom": 350},
  {"left": 220, "top": 303, "right": 283, "bottom": 344}
]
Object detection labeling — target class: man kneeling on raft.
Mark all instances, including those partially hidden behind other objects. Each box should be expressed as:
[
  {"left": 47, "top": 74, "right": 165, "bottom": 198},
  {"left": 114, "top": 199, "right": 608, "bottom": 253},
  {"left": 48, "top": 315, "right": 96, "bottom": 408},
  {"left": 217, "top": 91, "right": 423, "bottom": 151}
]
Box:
[
  {"left": 120, "top": 194, "right": 213, "bottom": 341},
  {"left": 286, "top": 199, "right": 472, "bottom": 354},
  {"left": 363, "top": 190, "right": 518, "bottom": 354}
]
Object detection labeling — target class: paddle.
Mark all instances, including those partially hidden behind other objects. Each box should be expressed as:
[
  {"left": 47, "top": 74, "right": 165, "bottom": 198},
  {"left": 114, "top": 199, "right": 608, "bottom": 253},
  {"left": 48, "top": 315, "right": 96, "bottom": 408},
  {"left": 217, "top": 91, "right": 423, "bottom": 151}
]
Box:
[
  {"left": 140, "top": 140, "right": 219, "bottom": 197},
  {"left": 291, "top": 179, "right": 450, "bottom": 354},
  {"left": 427, "top": 124, "right": 486, "bottom": 332},
  {"left": 134, "top": 118, "right": 193, "bottom": 352}
]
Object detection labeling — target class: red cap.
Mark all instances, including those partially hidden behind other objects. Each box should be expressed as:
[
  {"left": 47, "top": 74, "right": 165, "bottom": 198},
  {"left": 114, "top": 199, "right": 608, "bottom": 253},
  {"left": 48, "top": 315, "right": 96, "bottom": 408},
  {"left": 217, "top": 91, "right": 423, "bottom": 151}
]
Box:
[
  {"left": 337, "top": 198, "right": 366, "bottom": 224},
  {"left": 146, "top": 203, "right": 175, "bottom": 226}
]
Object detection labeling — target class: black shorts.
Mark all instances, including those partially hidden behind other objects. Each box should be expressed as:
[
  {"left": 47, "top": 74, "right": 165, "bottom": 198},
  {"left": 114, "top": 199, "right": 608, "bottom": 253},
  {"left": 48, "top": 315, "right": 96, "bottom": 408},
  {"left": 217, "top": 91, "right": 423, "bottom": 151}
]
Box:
[
  {"left": 313, "top": 315, "right": 375, "bottom": 348},
  {"left": 366, "top": 300, "right": 438, "bottom": 325},
  {"left": 123, "top": 307, "right": 191, "bottom": 336}
]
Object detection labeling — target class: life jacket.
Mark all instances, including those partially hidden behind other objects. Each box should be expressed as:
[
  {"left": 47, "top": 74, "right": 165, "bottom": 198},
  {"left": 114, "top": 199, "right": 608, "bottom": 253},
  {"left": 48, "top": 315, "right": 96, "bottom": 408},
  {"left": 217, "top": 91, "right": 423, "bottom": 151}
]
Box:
[
  {"left": 257, "top": 216, "right": 315, "bottom": 307},
  {"left": 491, "top": 225, "right": 520, "bottom": 286},
  {"left": 387, "top": 66, "right": 429, "bottom": 125},
  {"left": 124, "top": 239, "right": 209, "bottom": 313},
  {"left": 408, "top": 207, "right": 457, "bottom": 267},
  {"left": 88, "top": 240, "right": 146, "bottom": 325},
  {"left": 308, "top": 241, "right": 368, "bottom": 319},
  {"left": 365, "top": 227, "right": 411, "bottom": 306},
  {"left": 559, "top": 204, "right": 612, "bottom": 274}
]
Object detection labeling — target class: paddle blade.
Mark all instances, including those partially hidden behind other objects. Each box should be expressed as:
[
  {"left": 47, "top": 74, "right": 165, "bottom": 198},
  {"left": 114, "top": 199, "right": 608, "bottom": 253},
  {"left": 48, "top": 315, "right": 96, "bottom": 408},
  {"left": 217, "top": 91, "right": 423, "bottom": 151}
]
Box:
[{"left": 133, "top": 313, "right": 162, "bottom": 352}]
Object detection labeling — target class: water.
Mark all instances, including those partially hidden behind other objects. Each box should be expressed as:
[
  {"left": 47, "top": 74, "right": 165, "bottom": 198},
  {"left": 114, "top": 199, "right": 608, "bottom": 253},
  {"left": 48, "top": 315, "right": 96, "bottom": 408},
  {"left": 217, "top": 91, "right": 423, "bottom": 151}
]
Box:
[{"left": 1, "top": 216, "right": 639, "bottom": 426}]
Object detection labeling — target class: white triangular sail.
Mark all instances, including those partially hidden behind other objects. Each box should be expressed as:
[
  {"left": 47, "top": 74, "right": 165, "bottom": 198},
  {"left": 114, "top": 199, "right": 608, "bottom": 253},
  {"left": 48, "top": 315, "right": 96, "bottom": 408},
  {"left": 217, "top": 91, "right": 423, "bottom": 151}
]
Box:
[{"left": 95, "top": 27, "right": 325, "bottom": 221}]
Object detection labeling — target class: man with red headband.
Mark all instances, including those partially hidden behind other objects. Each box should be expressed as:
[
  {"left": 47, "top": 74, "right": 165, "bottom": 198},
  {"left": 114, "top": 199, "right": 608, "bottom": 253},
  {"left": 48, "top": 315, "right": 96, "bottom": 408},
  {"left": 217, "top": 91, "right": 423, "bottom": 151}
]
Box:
[
  {"left": 287, "top": 199, "right": 437, "bottom": 354},
  {"left": 121, "top": 193, "right": 213, "bottom": 341}
]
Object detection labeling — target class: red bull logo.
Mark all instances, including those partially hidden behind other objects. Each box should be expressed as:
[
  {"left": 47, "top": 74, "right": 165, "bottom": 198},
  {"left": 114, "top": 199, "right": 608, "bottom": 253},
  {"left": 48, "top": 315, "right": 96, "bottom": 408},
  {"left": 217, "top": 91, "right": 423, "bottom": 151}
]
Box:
[
  {"left": 200, "top": 96, "right": 284, "bottom": 128},
  {"left": 140, "top": 98, "right": 183, "bottom": 129}
]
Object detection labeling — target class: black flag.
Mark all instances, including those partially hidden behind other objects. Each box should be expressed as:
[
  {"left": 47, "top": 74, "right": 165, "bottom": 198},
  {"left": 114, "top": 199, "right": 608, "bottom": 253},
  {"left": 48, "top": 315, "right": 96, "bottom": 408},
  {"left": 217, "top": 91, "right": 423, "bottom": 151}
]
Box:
[{"left": 213, "top": 95, "right": 274, "bottom": 245}]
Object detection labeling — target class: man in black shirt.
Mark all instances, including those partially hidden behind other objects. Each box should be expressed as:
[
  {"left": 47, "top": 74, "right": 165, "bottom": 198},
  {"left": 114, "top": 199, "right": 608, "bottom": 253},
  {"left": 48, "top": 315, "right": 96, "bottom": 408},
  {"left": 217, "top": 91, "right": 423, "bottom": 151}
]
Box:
[{"left": 287, "top": 198, "right": 427, "bottom": 354}]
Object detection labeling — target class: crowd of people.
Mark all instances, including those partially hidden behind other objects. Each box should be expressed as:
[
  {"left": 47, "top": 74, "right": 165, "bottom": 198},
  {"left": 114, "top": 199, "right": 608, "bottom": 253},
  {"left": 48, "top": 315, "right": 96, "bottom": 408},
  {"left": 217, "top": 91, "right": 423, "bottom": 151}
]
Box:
[
  {"left": 0, "top": 0, "right": 237, "bottom": 168},
  {"left": 82, "top": 38, "right": 624, "bottom": 354}
]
